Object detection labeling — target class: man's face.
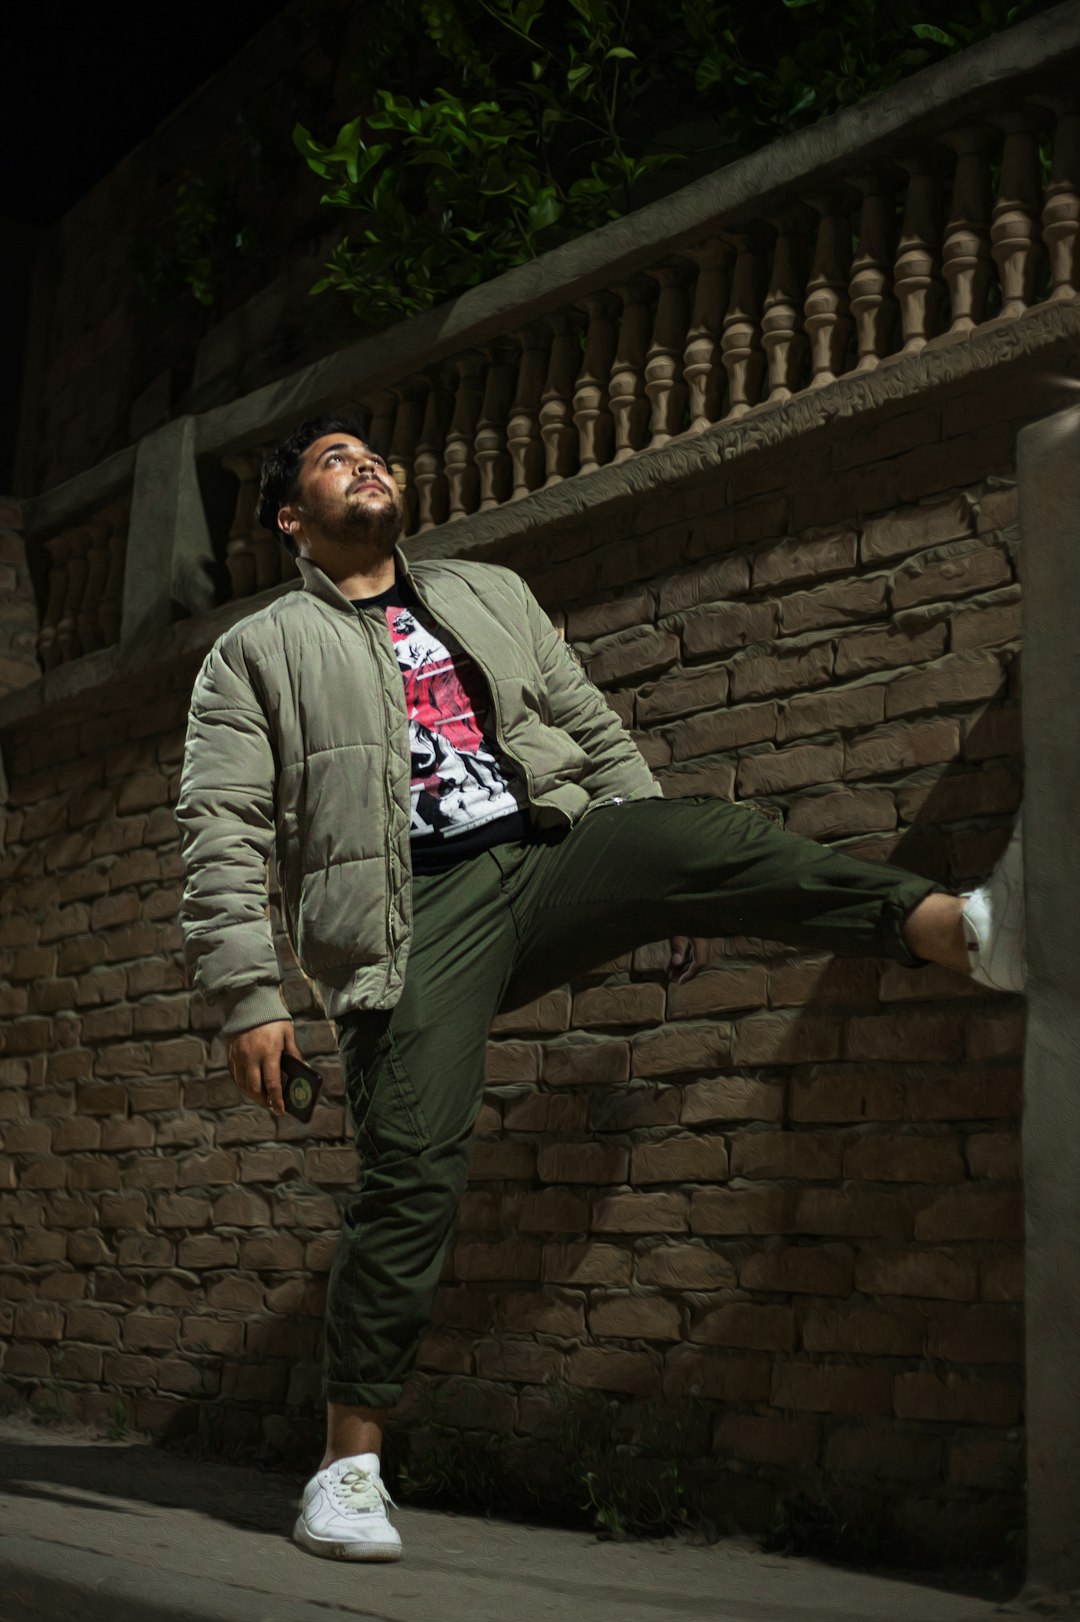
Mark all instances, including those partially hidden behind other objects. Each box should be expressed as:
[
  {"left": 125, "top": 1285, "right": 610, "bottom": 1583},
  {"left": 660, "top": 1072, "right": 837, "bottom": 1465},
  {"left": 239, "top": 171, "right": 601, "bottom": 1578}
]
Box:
[{"left": 281, "top": 433, "right": 404, "bottom": 555}]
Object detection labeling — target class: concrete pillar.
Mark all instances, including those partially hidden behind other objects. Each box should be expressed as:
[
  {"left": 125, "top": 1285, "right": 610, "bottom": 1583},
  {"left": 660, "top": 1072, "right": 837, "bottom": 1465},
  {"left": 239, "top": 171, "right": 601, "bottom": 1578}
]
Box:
[
  {"left": 118, "top": 415, "right": 222, "bottom": 670},
  {"left": 1017, "top": 400, "right": 1080, "bottom": 1603}
]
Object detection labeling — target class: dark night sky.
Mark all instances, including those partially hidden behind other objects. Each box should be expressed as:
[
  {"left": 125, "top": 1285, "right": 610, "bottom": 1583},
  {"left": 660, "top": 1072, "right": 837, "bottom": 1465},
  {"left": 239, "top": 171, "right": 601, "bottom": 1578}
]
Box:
[{"left": 4, "top": 1, "right": 294, "bottom": 228}]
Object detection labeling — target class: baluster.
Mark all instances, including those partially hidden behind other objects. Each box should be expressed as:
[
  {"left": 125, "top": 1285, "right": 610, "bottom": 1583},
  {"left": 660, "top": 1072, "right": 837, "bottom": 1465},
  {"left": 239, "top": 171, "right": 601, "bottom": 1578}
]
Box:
[
  {"left": 991, "top": 116, "right": 1045, "bottom": 321},
  {"left": 100, "top": 517, "right": 126, "bottom": 646},
  {"left": 78, "top": 520, "right": 112, "bottom": 653},
  {"left": 682, "top": 238, "right": 732, "bottom": 432},
  {"left": 572, "top": 293, "right": 618, "bottom": 474},
  {"left": 251, "top": 508, "right": 282, "bottom": 595},
  {"left": 643, "top": 262, "right": 692, "bottom": 449},
  {"left": 805, "top": 195, "right": 854, "bottom": 386},
  {"left": 413, "top": 364, "right": 456, "bottom": 532},
  {"left": 506, "top": 321, "right": 550, "bottom": 500},
  {"left": 894, "top": 157, "right": 944, "bottom": 354},
  {"left": 850, "top": 175, "right": 898, "bottom": 370},
  {"left": 475, "top": 338, "right": 518, "bottom": 510},
  {"left": 443, "top": 350, "right": 487, "bottom": 521},
  {"left": 347, "top": 402, "right": 374, "bottom": 444},
  {"left": 364, "top": 390, "right": 398, "bottom": 459},
  {"left": 720, "top": 235, "right": 765, "bottom": 418},
  {"left": 263, "top": 440, "right": 298, "bottom": 584},
  {"left": 1043, "top": 105, "right": 1080, "bottom": 301},
  {"left": 389, "top": 373, "right": 428, "bottom": 534},
  {"left": 39, "top": 531, "right": 72, "bottom": 671},
  {"left": 539, "top": 311, "right": 584, "bottom": 486},
  {"left": 762, "top": 215, "right": 809, "bottom": 402},
  {"left": 60, "top": 526, "right": 90, "bottom": 663},
  {"left": 222, "top": 452, "right": 260, "bottom": 601},
  {"left": 938, "top": 128, "right": 993, "bottom": 338},
  {"left": 608, "top": 275, "right": 655, "bottom": 463},
  {"left": 237, "top": 448, "right": 280, "bottom": 595}
]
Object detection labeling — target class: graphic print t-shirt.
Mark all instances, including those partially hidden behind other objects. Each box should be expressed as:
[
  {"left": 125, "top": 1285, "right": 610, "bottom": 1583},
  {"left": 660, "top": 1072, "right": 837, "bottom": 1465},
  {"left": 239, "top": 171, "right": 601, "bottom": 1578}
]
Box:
[{"left": 351, "top": 576, "right": 531, "bottom": 872}]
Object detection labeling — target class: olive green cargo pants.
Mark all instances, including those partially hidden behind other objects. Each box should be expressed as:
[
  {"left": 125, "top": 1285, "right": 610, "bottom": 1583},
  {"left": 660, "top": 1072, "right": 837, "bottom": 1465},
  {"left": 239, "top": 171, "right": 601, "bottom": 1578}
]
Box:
[{"left": 324, "top": 795, "right": 942, "bottom": 1407}]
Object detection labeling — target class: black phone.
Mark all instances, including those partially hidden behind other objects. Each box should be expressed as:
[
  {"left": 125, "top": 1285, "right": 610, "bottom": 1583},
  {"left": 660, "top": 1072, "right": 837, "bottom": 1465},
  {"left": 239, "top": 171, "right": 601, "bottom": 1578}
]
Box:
[{"left": 280, "top": 1052, "right": 324, "bottom": 1123}]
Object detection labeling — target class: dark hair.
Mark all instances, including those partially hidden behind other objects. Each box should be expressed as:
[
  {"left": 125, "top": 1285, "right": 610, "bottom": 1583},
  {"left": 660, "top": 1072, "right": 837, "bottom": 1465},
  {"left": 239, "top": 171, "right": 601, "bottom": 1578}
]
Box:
[{"left": 257, "top": 414, "right": 371, "bottom": 559}]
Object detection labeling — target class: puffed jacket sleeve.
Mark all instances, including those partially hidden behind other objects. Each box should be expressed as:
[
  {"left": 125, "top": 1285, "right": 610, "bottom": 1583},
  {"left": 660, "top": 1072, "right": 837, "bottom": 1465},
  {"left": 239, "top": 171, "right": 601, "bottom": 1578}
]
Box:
[
  {"left": 516, "top": 573, "right": 663, "bottom": 805},
  {"left": 174, "top": 636, "right": 292, "bottom": 1038}
]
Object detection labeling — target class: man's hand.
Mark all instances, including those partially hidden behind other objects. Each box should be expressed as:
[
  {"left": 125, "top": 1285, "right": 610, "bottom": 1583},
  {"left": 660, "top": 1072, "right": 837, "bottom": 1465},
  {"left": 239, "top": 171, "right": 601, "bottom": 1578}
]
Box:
[
  {"left": 668, "top": 936, "right": 710, "bottom": 983},
  {"left": 226, "top": 1019, "right": 306, "bottom": 1117}
]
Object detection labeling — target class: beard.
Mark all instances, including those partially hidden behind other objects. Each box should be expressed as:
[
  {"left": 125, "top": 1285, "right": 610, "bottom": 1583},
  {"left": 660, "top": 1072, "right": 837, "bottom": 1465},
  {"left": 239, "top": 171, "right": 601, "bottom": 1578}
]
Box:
[
  {"left": 306, "top": 483, "right": 405, "bottom": 553},
  {"left": 340, "top": 486, "right": 405, "bottom": 551}
]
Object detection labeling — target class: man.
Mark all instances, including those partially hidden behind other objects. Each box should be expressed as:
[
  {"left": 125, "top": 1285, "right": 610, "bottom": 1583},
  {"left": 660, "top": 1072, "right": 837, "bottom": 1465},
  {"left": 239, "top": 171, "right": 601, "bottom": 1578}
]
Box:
[{"left": 175, "top": 415, "right": 1025, "bottom": 1563}]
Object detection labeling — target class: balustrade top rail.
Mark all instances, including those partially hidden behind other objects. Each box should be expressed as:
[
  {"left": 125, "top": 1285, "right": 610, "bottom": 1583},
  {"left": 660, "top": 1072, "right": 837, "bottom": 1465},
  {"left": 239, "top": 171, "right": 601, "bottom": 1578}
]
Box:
[{"left": 12, "top": 1, "right": 1080, "bottom": 688}]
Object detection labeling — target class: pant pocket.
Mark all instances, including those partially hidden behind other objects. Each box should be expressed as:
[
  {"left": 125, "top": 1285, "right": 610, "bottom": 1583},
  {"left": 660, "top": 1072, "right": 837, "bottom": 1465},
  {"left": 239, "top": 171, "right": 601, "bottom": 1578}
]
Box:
[{"left": 341, "top": 1022, "right": 431, "bottom": 1159}]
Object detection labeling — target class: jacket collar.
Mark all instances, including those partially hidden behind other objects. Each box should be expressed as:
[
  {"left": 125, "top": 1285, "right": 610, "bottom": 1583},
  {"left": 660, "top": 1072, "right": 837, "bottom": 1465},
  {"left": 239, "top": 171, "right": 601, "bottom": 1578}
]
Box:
[{"left": 295, "top": 544, "right": 414, "bottom": 612}]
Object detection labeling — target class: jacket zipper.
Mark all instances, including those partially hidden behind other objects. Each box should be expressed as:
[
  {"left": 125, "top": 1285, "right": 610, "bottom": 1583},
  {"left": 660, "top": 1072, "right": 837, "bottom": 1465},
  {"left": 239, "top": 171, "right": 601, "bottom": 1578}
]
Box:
[{"left": 355, "top": 606, "right": 398, "bottom": 963}]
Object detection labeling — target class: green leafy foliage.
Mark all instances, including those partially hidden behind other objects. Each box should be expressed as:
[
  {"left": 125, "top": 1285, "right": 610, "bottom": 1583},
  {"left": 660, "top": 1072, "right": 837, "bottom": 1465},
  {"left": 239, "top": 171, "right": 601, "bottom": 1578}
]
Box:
[{"left": 298, "top": 0, "right": 1053, "bottom": 328}]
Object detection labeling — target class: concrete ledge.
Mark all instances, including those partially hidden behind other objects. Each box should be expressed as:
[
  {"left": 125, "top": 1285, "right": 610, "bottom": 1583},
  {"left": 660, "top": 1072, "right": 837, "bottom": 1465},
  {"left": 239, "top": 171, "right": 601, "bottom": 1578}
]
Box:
[{"left": 21, "top": 444, "right": 136, "bottom": 542}]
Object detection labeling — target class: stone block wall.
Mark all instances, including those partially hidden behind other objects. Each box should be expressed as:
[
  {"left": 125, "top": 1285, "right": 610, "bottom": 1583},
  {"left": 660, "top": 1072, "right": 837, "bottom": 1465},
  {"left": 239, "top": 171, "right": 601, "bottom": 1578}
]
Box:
[
  {"left": 0, "top": 379, "right": 1024, "bottom": 1563},
  {"left": 452, "top": 387, "right": 1025, "bottom": 1558}
]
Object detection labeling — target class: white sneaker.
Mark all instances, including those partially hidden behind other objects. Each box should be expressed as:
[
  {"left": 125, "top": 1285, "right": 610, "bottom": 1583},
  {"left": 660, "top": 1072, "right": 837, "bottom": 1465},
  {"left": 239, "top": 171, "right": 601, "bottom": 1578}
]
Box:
[
  {"left": 960, "top": 814, "right": 1026, "bottom": 993},
  {"left": 293, "top": 1453, "right": 403, "bottom": 1561}
]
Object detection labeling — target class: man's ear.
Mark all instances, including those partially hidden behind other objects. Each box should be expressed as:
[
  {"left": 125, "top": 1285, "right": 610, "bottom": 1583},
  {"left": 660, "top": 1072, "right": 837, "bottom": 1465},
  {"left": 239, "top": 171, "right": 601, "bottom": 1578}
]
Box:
[{"left": 277, "top": 502, "right": 300, "bottom": 539}]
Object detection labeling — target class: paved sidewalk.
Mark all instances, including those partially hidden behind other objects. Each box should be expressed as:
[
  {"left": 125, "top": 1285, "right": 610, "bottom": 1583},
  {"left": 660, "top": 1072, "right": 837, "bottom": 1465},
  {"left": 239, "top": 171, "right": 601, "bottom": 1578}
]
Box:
[{"left": 0, "top": 1415, "right": 1032, "bottom": 1622}]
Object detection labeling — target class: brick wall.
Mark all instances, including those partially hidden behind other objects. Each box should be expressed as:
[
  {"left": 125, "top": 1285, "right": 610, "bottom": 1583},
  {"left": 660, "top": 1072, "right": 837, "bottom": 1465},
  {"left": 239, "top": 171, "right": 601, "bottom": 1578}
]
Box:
[{"left": 0, "top": 381, "right": 1024, "bottom": 1564}]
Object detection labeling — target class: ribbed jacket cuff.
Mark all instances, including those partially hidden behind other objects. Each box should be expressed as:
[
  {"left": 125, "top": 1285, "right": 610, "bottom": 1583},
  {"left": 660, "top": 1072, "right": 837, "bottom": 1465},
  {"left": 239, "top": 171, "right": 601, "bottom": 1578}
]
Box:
[{"left": 218, "top": 982, "right": 291, "bottom": 1037}]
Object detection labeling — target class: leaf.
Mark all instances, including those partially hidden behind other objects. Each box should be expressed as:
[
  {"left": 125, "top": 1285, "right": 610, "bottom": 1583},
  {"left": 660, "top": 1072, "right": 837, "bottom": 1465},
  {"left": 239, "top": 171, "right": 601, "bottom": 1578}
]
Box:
[
  {"left": 567, "top": 63, "right": 592, "bottom": 90},
  {"left": 352, "top": 142, "right": 391, "bottom": 186},
  {"left": 911, "top": 22, "right": 958, "bottom": 45},
  {"left": 604, "top": 46, "right": 637, "bottom": 60},
  {"left": 512, "top": 0, "right": 545, "bottom": 34},
  {"left": 525, "top": 186, "right": 563, "bottom": 230},
  {"left": 405, "top": 147, "right": 458, "bottom": 170}
]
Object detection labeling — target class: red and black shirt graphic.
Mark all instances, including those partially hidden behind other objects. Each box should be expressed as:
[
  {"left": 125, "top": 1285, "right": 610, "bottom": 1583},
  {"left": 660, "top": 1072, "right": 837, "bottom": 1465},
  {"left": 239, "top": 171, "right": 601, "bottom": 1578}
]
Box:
[{"left": 352, "top": 576, "right": 531, "bottom": 872}]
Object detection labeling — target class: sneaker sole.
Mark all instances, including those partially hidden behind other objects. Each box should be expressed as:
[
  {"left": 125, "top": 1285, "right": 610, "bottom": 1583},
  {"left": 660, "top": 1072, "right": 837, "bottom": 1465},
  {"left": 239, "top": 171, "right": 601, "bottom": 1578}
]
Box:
[{"left": 292, "top": 1515, "right": 402, "bottom": 1561}]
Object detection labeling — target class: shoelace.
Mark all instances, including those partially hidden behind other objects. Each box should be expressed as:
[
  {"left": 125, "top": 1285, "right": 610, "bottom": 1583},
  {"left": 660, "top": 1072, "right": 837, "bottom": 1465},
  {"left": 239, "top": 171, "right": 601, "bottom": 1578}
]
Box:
[{"left": 333, "top": 1467, "right": 396, "bottom": 1516}]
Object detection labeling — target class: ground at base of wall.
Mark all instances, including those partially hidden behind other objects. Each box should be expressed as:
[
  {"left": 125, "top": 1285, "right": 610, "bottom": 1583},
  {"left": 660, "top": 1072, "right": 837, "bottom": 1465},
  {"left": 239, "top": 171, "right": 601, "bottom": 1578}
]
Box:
[
  {"left": 0, "top": 1403, "right": 1028, "bottom": 1620},
  {"left": 0, "top": 1374, "right": 1025, "bottom": 1591}
]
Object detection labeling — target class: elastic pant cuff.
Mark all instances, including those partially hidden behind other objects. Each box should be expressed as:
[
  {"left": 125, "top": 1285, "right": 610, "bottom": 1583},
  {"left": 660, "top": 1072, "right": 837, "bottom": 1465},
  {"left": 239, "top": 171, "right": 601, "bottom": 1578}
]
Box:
[{"left": 885, "top": 880, "right": 952, "bottom": 968}]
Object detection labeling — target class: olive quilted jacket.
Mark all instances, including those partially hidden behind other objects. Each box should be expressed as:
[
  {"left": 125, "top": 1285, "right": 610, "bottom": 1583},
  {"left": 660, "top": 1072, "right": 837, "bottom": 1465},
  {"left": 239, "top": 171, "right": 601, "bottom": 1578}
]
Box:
[{"left": 175, "top": 545, "right": 661, "bottom": 1037}]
